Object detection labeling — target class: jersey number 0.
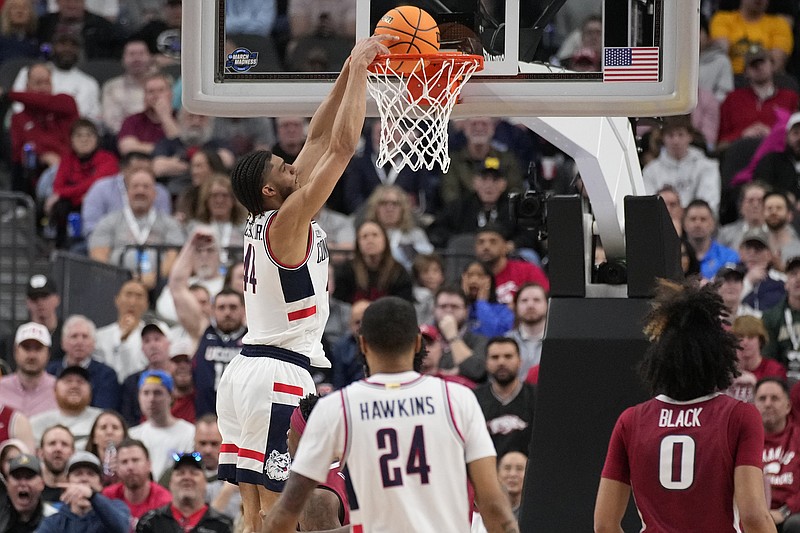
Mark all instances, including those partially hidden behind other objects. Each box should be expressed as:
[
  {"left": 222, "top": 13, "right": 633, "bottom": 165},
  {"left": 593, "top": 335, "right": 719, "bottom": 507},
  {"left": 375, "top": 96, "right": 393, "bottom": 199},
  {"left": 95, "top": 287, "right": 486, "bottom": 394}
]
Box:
[{"left": 659, "top": 435, "right": 696, "bottom": 490}]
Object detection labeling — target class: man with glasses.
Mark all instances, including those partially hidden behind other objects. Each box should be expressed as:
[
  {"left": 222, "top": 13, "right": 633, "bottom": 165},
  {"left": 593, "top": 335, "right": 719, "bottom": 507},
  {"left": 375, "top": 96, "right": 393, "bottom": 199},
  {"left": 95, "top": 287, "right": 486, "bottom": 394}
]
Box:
[
  {"left": 431, "top": 287, "right": 488, "bottom": 384},
  {"left": 136, "top": 451, "right": 233, "bottom": 533}
]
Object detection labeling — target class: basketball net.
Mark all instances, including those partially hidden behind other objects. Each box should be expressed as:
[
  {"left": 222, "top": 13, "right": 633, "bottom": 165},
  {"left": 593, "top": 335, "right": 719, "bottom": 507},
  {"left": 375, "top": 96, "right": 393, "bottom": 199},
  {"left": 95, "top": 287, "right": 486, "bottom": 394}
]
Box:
[{"left": 367, "top": 53, "right": 484, "bottom": 172}]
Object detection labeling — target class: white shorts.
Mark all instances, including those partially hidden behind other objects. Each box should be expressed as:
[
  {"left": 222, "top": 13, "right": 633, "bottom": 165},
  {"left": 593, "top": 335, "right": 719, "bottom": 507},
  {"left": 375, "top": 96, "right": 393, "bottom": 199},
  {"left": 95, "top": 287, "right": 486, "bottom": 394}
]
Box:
[{"left": 216, "top": 344, "right": 315, "bottom": 491}]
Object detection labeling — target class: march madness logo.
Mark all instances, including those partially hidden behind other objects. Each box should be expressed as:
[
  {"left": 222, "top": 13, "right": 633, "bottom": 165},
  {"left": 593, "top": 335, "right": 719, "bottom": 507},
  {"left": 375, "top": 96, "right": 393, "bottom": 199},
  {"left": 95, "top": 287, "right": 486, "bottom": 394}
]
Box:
[{"left": 225, "top": 47, "right": 259, "bottom": 73}]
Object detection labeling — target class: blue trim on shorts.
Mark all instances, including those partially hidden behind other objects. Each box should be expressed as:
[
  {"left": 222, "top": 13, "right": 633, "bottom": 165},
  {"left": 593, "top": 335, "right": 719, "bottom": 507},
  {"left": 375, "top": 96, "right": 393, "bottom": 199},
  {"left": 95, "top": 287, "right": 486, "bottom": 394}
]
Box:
[
  {"left": 218, "top": 464, "right": 238, "bottom": 484},
  {"left": 240, "top": 344, "right": 311, "bottom": 371}
]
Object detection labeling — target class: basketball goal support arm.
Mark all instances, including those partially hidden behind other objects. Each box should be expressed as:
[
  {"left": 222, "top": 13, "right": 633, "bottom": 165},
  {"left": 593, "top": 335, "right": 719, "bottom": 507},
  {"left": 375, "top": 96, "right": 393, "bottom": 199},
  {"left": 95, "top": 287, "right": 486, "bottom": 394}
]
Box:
[{"left": 513, "top": 116, "right": 645, "bottom": 260}]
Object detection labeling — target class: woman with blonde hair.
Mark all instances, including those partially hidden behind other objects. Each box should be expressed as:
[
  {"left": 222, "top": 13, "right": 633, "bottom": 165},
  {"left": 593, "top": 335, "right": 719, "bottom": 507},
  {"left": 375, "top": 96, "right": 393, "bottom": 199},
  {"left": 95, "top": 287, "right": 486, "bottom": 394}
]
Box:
[
  {"left": 187, "top": 173, "right": 248, "bottom": 263},
  {"left": 0, "top": 0, "right": 38, "bottom": 63},
  {"left": 363, "top": 184, "right": 433, "bottom": 270}
]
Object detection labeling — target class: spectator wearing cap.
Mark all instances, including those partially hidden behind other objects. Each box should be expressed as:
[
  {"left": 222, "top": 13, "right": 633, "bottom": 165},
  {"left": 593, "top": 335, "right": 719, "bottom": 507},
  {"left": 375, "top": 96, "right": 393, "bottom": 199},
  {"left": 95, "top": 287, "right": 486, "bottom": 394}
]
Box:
[
  {"left": 474, "top": 225, "right": 549, "bottom": 306},
  {"left": 684, "top": 199, "right": 739, "bottom": 280},
  {"left": 94, "top": 280, "right": 150, "bottom": 384},
  {"left": 341, "top": 118, "right": 439, "bottom": 215},
  {"left": 36, "top": 0, "right": 121, "bottom": 60},
  {"left": 727, "top": 316, "right": 787, "bottom": 404},
  {"left": 715, "top": 263, "right": 761, "bottom": 319},
  {"left": 119, "top": 320, "right": 172, "bottom": 427},
  {"left": 11, "top": 31, "right": 102, "bottom": 124},
  {"left": 642, "top": 115, "right": 721, "bottom": 215},
  {"left": 101, "top": 438, "right": 172, "bottom": 523},
  {"left": 330, "top": 300, "right": 369, "bottom": 390},
  {"left": 24, "top": 274, "right": 64, "bottom": 364},
  {"left": 30, "top": 365, "right": 102, "bottom": 449},
  {"left": 717, "top": 44, "right": 799, "bottom": 150},
  {"left": 738, "top": 227, "right": 787, "bottom": 313},
  {"left": 36, "top": 450, "right": 130, "bottom": 533},
  {"left": 440, "top": 117, "right": 524, "bottom": 206},
  {"left": 429, "top": 156, "right": 532, "bottom": 251},
  {"left": 0, "top": 453, "right": 57, "bottom": 532},
  {"left": 129, "top": 370, "right": 195, "bottom": 479},
  {"left": 763, "top": 256, "right": 800, "bottom": 379},
  {"left": 418, "top": 324, "right": 476, "bottom": 389},
  {"left": 0, "top": 322, "right": 56, "bottom": 417},
  {"left": 136, "top": 449, "right": 233, "bottom": 533},
  {"left": 168, "top": 339, "right": 196, "bottom": 424},
  {"left": 753, "top": 112, "right": 800, "bottom": 204},
  {"left": 710, "top": 1, "right": 793, "bottom": 75},
  {"left": 717, "top": 181, "right": 769, "bottom": 250},
  {"left": 46, "top": 315, "right": 121, "bottom": 410}
]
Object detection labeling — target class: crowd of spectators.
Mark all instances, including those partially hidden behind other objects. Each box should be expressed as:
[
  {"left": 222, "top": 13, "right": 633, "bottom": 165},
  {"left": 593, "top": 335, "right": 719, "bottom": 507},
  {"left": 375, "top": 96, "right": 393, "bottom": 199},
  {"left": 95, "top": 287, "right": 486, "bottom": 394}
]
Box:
[{"left": 11, "top": 0, "right": 800, "bottom": 529}]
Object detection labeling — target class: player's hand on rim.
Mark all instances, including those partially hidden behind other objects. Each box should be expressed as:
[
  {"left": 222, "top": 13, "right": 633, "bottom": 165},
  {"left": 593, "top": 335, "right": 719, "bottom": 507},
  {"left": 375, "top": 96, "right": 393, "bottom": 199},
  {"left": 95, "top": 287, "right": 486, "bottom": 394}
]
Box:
[{"left": 350, "top": 34, "right": 398, "bottom": 68}]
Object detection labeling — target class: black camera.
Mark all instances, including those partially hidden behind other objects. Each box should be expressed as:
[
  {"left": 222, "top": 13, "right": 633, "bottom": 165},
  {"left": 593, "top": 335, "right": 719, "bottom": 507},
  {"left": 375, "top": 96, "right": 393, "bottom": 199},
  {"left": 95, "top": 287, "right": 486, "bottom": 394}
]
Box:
[{"left": 509, "top": 190, "right": 548, "bottom": 235}]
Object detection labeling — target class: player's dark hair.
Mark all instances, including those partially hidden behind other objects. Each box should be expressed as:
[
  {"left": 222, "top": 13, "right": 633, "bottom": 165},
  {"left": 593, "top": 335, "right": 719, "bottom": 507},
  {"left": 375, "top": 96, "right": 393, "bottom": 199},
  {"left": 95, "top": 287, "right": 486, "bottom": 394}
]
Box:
[
  {"left": 298, "top": 394, "right": 320, "bottom": 421},
  {"left": 231, "top": 150, "right": 272, "bottom": 218},
  {"left": 360, "top": 296, "right": 419, "bottom": 358},
  {"left": 639, "top": 279, "right": 739, "bottom": 401},
  {"left": 754, "top": 377, "right": 790, "bottom": 398}
]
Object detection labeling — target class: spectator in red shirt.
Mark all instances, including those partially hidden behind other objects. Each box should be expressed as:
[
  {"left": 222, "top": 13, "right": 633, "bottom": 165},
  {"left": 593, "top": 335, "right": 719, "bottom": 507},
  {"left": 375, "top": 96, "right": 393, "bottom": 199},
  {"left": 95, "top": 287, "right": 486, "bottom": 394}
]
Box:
[
  {"left": 117, "top": 71, "right": 179, "bottom": 156},
  {"left": 169, "top": 338, "right": 196, "bottom": 424},
  {"left": 726, "top": 315, "right": 787, "bottom": 403},
  {"left": 47, "top": 118, "right": 119, "bottom": 249},
  {"left": 474, "top": 224, "right": 549, "bottom": 306},
  {"left": 718, "top": 44, "right": 799, "bottom": 151},
  {"left": 7, "top": 62, "right": 78, "bottom": 195},
  {"left": 102, "top": 438, "right": 172, "bottom": 523}
]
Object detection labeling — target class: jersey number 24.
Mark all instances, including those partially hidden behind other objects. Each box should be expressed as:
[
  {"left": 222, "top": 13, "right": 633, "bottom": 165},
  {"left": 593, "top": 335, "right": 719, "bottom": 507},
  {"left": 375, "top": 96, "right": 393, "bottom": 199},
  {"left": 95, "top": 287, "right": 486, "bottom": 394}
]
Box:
[{"left": 377, "top": 426, "right": 431, "bottom": 488}]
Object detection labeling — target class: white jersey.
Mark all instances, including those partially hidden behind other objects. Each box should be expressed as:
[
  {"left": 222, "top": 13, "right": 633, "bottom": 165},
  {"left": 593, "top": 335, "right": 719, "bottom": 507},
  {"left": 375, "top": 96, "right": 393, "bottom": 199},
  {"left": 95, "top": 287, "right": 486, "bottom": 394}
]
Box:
[
  {"left": 291, "top": 371, "right": 496, "bottom": 532},
  {"left": 240, "top": 210, "right": 330, "bottom": 367}
]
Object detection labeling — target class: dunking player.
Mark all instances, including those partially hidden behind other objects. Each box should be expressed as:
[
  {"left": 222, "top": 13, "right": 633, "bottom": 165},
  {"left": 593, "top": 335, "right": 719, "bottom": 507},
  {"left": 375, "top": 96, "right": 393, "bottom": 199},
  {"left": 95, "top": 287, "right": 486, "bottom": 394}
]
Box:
[
  {"left": 263, "top": 297, "right": 518, "bottom": 533},
  {"left": 594, "top": 279, "right": 776, "bottom": 533},
  {"left": 217, "top": 35, "right": 395, "bottom": 532}
]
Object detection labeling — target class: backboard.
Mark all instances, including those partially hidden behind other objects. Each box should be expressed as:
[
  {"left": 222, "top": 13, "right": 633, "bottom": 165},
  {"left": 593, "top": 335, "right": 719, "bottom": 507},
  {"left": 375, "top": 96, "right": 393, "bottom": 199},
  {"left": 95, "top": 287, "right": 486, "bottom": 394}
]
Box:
[{"left": 183, "top": 0, "right": 699, "bottom": 118}]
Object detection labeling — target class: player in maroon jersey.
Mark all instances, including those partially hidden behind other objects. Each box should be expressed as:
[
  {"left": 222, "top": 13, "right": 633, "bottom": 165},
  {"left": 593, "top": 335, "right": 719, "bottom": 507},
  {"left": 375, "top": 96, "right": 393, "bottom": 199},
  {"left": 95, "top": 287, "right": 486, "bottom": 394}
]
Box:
[{"left": 594, "top": 279, "right": 776, "bottom": 533}]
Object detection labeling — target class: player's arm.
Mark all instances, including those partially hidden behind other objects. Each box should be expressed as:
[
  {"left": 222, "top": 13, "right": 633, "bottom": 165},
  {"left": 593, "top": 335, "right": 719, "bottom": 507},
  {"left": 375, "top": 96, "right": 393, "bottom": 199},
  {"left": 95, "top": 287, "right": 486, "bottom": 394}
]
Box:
[
  {"left": 468, "top": 456, "right": 519, "bottom": 533},
  {"left": 262, "top": 472, "right": 320, "bottom": 533},
  {"left": 268, "top": 36, "right": 391, "bottom": 263},
  {"left": 734, "top": 465, "right": 778, "bottom": 533},
  {"left": 298, "top": 488, "right": 342, "bottom": 531},
  {"left": 593, "top": 477, "right": 629, "bottom": 533},
  {"left": 168, "top": 228, "right": 212, "bottom": 339}
]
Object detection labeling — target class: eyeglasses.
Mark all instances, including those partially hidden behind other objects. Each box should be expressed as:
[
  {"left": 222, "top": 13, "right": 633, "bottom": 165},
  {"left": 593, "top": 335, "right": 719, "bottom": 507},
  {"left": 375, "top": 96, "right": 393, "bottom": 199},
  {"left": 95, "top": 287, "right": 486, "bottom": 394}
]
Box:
[
  {"left": 378, "top": 199, "right": 401, "bottom": 207},
  {"left": 172, "top": 451, "right": 202, "bottom": 464}
]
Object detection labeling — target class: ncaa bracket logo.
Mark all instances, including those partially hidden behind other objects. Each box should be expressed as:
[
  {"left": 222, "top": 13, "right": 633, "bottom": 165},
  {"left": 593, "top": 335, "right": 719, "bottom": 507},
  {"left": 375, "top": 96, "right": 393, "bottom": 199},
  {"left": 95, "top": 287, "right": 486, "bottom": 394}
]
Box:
[{"left": 226, "top": 47, "right": 259, "bottom": 73}]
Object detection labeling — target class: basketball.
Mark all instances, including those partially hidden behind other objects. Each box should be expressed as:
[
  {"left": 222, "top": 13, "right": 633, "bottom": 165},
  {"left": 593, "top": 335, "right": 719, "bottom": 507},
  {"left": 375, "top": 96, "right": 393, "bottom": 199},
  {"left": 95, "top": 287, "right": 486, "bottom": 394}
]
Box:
[{"left": 374, "top": 6, "right": 440, "bottom": 75}]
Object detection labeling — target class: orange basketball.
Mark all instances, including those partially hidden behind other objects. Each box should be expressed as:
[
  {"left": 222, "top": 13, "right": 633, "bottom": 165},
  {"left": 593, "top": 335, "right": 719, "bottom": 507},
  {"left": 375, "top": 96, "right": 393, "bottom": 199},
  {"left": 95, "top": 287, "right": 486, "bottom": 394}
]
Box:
[{"left": 374, "top": 6, "right": 440, "bottom": 75}]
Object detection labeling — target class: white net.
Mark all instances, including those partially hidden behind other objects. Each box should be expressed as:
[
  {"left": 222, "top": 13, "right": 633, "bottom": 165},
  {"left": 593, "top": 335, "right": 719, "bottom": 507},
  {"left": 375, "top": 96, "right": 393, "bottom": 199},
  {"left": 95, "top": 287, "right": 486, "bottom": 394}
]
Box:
[{"left": 367, "top": 54, "right": 483, "bottom": 173}]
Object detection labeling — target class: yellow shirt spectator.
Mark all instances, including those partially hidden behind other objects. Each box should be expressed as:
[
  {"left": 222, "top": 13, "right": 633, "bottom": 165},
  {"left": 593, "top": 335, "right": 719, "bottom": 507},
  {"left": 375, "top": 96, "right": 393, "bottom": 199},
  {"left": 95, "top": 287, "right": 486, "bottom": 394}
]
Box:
[{"left": 710, "top": 10, "right": 793, "bottom": 74}]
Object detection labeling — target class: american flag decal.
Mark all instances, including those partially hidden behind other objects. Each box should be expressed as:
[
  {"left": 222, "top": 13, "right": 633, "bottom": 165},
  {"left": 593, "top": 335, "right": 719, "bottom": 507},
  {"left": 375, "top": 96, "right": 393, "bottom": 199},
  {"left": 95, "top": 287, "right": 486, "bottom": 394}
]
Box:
[{"left": 603, "top": 47, "right": 660, "bottom": 82}]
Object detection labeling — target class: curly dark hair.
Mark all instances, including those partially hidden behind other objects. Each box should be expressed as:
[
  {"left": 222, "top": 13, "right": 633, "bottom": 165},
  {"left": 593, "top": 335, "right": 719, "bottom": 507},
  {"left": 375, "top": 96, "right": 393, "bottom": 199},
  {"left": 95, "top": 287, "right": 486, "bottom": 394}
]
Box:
[
  {"left": 639, "top": 278, "right": 739, "bottom": 401},
  {"left": 230, "top": 150, "right": 272, "bottom": 218},
  {"left": 298, "top": 393, "right": 320, "bottom": 422}
]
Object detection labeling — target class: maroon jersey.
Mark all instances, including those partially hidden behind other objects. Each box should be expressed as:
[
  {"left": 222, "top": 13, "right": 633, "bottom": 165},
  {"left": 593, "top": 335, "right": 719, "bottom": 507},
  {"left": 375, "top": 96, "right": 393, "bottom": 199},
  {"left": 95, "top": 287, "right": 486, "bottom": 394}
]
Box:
[
  {"left": 764, "top": 422, "right": 800, "bottom": 512},
  {"left": 320, "top": 463, "right": 350, "bottom": 526},
  {"left": 601, "top": 393, "right": 764, "bottom": 532}
]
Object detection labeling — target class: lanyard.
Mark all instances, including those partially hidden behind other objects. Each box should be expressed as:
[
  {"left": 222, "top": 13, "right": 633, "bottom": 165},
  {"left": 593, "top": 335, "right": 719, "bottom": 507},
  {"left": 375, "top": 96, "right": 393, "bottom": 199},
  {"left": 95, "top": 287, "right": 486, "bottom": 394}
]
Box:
[
  {"left": 123, "top": 205, "right": 156, "bottom": 245},
  {"left": 373, "top": 156, "right": 399, "bottom": 185},
  {"left": 784, "top": 308, "right": 800, "bottom": 350}
]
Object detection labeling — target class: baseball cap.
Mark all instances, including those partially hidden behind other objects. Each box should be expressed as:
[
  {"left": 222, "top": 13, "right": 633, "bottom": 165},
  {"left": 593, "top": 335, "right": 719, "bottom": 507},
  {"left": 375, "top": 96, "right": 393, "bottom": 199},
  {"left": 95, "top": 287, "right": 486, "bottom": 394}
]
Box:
[
  {"left": 787, "top": 112, "right": 800, "bottom": 132},
  {"left": 715, "top": 263, "right": 745, "bottom": 282},
  {"left": 745, "top": 44, "right": 769, "bottom": 65},
  {"left": 169, "top": 338, "right": 195, "bottom": 361},
  {"left": 172, "top": 451, "right": 203, "bottom": 470},
  {"left": 14, "top": 322, "right": 51, "bottom": 347},
  {"left": 141, "top": 320, "right": 170, "bottom": 338},
  {"left": 479, "top": 156, "right": 505, "bottom": 178},
  {"left": 8, "top": 454, "right": 41, "bottom": 476},
  {"left": 419, "top": 324, "right": 440, "bottom": 342},
  {"left": 67, "top": 450, "right": 102, "bottom": 476},
  {"left": 27, "top": 274, "right": 57, "bottom": 298},
  {"left": 57, "top": 365, "right": 90, "bottom": 382},
  {"left": 138, "top": 369, "right": 174, "bottom": 393},
  {"left": 786, "top": 256, "right": 800, "bottom": 273},
  {"left": 476, "top": 222, "right": 511, "bottom": 240},
  {"left": 740, "top": 227, "right": 770, "bottom": 248}
]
